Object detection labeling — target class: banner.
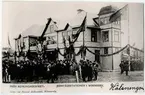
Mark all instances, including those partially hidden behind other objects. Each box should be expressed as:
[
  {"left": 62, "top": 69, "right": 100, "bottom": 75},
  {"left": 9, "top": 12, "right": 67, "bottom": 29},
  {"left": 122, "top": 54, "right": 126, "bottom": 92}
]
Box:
[
  {"left": 71, "top": 15, "right": 86, "bottom": 44},
  {"left": 109, "top": 4, "right": 128, "bottom": 22}
]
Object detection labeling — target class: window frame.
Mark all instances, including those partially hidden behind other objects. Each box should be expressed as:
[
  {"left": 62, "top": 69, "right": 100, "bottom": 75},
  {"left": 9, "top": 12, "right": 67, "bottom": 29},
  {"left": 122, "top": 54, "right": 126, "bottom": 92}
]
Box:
[
  {"left": 91, "top": 29, "right": 97, "bottom": 42},
  {"left": 104, "top": 47, "right": 108, "bottom": 54},
  {"left": 102, "top": 31, "right": 109, "bottom": 42},
  {"left": 114, "top": 30, "right": 119, "bottom": 42},
  {"left": 50, "top": 25, "right": 54, "bottom": 33},
  {"left": 99, "top": 17, "right": 109, "bottom": 25}
]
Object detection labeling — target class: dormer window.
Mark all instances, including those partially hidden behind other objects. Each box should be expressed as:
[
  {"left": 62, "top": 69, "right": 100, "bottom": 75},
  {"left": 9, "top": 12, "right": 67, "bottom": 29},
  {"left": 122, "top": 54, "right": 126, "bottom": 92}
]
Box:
[
  {"left": 100, "top": 17, "right": 109, "bottom": 25},
  {"left": 50, "top": 25, "right": 54, "bottom": 32}
]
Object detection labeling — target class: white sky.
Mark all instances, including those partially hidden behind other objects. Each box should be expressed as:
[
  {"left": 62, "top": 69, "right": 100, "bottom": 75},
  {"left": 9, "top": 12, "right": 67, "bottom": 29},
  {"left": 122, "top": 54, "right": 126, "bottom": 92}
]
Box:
[{"left": 2, "top": 1, "right": 144, "bottom": 50}]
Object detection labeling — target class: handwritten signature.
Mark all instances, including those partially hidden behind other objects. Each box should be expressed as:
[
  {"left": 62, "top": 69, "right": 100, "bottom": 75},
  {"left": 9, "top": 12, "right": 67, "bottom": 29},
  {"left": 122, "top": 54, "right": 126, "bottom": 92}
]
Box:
[{"left": 109, "top": 83, "right": 144, "bottom": 93}]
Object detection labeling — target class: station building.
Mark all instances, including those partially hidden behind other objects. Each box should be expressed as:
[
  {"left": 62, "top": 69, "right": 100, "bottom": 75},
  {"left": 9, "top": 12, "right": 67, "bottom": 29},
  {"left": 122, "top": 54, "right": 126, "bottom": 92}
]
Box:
[{"left": 15, "top": 5, "right": 123, "bottom": 71}]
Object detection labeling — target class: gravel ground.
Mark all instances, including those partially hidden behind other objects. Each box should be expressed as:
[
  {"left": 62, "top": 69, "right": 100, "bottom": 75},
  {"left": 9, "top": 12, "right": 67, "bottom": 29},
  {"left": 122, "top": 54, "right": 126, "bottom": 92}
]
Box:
[
  {"left": 90, "top": 71, "right": 144, "bottom": 82},
  {"left": 6, "top": 71, "right": 144, "bottom": 83}
]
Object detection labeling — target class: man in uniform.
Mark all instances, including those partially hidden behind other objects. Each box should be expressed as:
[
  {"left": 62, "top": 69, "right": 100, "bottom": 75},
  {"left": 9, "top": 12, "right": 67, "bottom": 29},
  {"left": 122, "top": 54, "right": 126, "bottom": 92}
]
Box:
[
  {"left": 119, "top": 61, "right": 124, "bottom": 74},
  {"left": 123, "top": 61, "right": 129, "bottom": 76}
]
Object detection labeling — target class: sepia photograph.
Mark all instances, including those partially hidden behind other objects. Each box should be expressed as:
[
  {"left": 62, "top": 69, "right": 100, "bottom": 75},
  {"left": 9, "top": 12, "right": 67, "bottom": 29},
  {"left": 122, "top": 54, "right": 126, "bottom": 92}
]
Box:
[{"left": 2, "top": 1, "right": 144, "bottom": 84}]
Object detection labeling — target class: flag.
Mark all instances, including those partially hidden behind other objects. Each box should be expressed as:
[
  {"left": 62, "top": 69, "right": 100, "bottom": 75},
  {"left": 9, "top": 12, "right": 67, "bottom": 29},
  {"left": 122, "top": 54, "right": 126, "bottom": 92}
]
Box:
[
  {"left": 17, "top": 34, "right": 21, "bottom": 39},
  {"left": 77, "top": 9, "right": 84, "bottom": 14},
  {"left": 8, "top": 35, "right": 11, "bottom": 48},
  {"left": 72, "top": 15, "right": 86, "bottom": 43},
  {"left": 109, "top": 5, "right": 128, "bottom": 22}
]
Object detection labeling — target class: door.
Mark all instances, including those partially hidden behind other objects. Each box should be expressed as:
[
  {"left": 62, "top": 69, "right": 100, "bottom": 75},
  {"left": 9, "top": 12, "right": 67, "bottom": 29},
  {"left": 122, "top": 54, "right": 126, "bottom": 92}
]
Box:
[
  {"left": 95, "top": 50, "right": 100, "bottom": 63},
  {"left": 46, "top": 50, "right": 57, "bottom": 61}
]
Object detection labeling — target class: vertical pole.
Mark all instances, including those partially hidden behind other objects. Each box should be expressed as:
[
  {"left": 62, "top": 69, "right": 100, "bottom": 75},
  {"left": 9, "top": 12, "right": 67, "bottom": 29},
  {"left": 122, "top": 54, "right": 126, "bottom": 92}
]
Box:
[
  {"left": 120, "top": 18, "right": 122, "bottom": 49},
  {"left": 83, "top": 12, "right": 87, "bottom": 60},
  {"left": 28, "top": 36, "right": 30, "bottom": 51},
  {"left": 111, "top": 23, "right": 114, "bottom": 71},
  {"left": 79, "top": 65, "right": 82, "bottom": 79},
  {"left": 83, "top": 25, "right": 85, "bottom": 60},
  {"left": 75, "top": 71, "right": 79, "bottom": 83},
  {"left": 57, "top": 32, "right": 59, "bottom": 60},
  {"left": 14, "top": 39, "right": 16, "bottom": 64},
  {"left": 127, "top": 5, "right": 131, "bottom": 71},
  {"left": 120, "top": 17, "right": 122, "bottom": 64},
  {"left": 18, "top": 39, "right": 20, "bottom": 62}
]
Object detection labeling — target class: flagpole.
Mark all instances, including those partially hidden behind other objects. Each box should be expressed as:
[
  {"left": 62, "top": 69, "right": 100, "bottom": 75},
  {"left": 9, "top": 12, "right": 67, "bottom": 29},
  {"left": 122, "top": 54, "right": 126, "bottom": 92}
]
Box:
[
  {"left": 127, "top": 5, "right": 131, "bottom": 70},
  {"left": 14, "top": 39, "right": 16, "bottom": 64},
  {"left": 111, "top": 22, "right": 114, "bottom": 71},
  {"left": 57, "top": 31, "right": 59, "bottom": 60},
  {"left": 83, "top": 13, "right": 86, "bottom": 47},
  {"left": 83, "top": 12, "right": 87, "bottom": 60}
]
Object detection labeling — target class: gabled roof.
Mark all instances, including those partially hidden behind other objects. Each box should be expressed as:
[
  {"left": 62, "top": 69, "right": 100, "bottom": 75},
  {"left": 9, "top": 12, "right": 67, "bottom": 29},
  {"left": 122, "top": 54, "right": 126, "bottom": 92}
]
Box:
[
  {"left": 69, "top": 11, "right": 98, "bottom": 27},
  {"left": 56, "top": 11, "right": 99, "bottom": 31},
  {"left": 56, "top": 23, "right": 70, "bottom": 32},
  {"left": 21, "top": 18, "right": 54, "bottom": 38},
  {"left": 21, "top": 24, "right": 45, "bottom": 37},
  {"left": 41, "top": 18, "right": 52, "bottom": 37}
]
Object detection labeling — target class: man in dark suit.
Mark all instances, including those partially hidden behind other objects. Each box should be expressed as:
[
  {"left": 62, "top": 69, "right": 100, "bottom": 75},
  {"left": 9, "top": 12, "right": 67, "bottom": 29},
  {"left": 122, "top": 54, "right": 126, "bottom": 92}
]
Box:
[
  {"left": 119, "top": 61, "right": 124, "bottom": 74},
  {"left": 123, "top": 61, "right": 129, "bottom": 76}
]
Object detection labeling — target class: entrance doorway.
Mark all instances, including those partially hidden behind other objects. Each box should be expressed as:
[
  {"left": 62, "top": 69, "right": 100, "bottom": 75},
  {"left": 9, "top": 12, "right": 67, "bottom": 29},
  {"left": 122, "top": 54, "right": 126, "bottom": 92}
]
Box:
[
  {"left": 95, "top": 50, "right": 100, "bottom": 63},
  {"left": 46, "top": 49, "right": 57, "bottom": 61}
]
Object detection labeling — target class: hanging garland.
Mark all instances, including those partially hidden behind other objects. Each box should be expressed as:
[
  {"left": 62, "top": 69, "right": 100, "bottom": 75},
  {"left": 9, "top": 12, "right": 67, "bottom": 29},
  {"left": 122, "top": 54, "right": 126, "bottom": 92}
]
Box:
[
  {"left": 74, "top": 46, "right": 84, "bottom": 56},
  {"left": 86, "top": 44, "right": 129, "bottom": 57},
  {"left": 57, "top": 48, "right": 66, "bottom": 56},
  {"left": 129, "top": 45, "right": 144, "bottom": 53},
  {"left": 56, "top": 45, "right": 86, "bottom": 57},
  {"left": 86, "top": 46, "right": 98, "bottom": 55}
]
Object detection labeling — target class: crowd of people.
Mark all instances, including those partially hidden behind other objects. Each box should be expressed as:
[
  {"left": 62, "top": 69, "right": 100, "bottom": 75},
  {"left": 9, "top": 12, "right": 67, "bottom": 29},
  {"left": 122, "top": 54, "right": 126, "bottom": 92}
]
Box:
[{"left": 2, "top": 58, "right": 100, "bottom": 83}]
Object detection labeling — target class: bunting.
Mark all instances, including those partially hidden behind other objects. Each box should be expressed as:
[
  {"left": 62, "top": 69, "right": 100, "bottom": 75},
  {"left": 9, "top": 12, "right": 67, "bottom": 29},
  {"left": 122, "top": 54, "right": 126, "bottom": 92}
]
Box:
[
  {"left": 72, "top": 15, "right": 86, "bottom": 44},
  {"left": 86, "top": 45, "right": 129, "bottom": 57},
  {"left": 129, "top": 45, "right": 144, "bottom": 53}
]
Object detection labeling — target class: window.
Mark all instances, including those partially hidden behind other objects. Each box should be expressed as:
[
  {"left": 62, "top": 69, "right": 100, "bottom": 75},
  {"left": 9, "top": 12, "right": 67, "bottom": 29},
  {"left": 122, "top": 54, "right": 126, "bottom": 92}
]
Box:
[
  {"left": 114, "top": 31, "right": 119, "bottom": 42},
  {"left": 115, "top": 48, "right": 119, "bottom": 52},
  {"left": 62, "top": 31, "right": 67, "bottom": 42},
  {"left": 29, "top": 38, "right": 37, "bottom": 46},
  {"left": 104, "top": 47, "right": 108, "bottom": 54},
  {"left": 72, "top": 28, "right": 79, "bottom": 40},
  {"left": 113, "top": 20, "right": 120, "bottom": 25},
  {"left": 100, "top": 17, "right": 109, "bottom": 25},
  {"left": 91, "top": 29, "right": 97, "bottom": 42},
  {"left": 104, "top": 17, "right": 109, "bottom": 24},
  {"left": 67, "top": 30, "right": 72, "bottom": 36},
  {"left": 100, "top": 18, "right": 104, "bottom": 25},
  {"left": 47, "top": 36, "right": 56, "bottom": 44},
  {"left": 103, "top": 31, "right": 109, "bottom": 42},
  {"left": 50, "top": 25, "right": 54, "bottom": 32}
]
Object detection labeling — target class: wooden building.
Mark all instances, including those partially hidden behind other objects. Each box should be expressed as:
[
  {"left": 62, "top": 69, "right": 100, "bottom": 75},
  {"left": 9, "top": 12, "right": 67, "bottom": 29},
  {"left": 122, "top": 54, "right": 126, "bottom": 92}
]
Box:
[{"left": 15, "top": 5, "right": 124, "bottom": 71}]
